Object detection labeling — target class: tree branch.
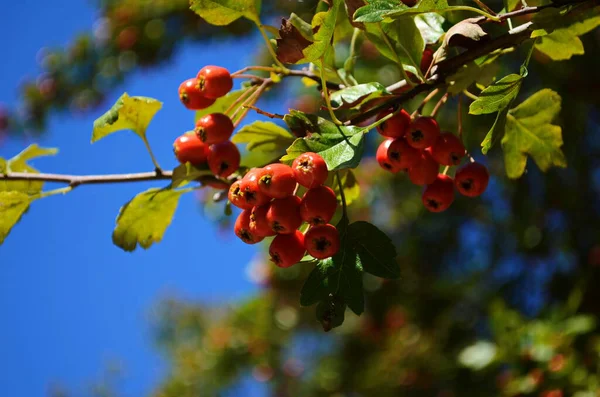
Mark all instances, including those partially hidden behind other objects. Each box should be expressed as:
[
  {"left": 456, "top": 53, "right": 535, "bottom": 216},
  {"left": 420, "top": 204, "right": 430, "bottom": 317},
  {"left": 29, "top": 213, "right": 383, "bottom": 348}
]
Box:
[{"left": 0, "top": 170, "right": 173, "bottom": 188}]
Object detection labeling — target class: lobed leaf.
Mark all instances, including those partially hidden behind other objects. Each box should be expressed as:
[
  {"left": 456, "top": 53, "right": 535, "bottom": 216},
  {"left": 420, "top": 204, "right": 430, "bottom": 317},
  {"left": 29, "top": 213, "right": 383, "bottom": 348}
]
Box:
[
  {"left": 481, "top": 106, "right": 509, "bottom": 155},
  {"left": 330, "top": 82, "right": 392, "bottom": 109},
  {"left": 171, "top": 163, "right": 214, "bottom": 188},
  {"left": 0, "top": 144, "right": 58, "bottom": 195},
  {"left": 189, "top": 0, "right": 261, "bottom": 25},
  {"left": 232, "top": 121, "right": 294, "bottom": 152},
  {"left": 0, "top": 191, "right": 31, "bottom": 245},
  {"left": 469, "top": 74, "right": 523, "bottom": 115},
  {"left": 535, "top": 30, "right": 584, "bottom": 61}
]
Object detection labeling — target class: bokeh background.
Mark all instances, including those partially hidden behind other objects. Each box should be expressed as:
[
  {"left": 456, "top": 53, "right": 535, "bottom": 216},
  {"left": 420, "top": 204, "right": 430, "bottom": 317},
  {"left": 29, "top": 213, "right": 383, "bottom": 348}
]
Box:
[{"left": 1, "top": 1, "right": 600, "bottom": 396}]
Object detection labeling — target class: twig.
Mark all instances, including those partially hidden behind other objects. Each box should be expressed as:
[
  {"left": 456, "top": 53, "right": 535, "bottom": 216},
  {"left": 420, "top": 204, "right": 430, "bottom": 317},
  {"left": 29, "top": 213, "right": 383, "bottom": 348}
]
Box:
[
  {"left": 0, "top": 170, "right": 173, "bottom": 188},
  {"left": 458, "top": 95, "right": 464, "bottom": 139},
  {"left": 244, "top": 105, "right": 284, "bottom": 119},
  {"left": 413, "top": 88, "right": 440, "bottom": 118},
  {"left": 431, "top": 93, "right": 450, "bottom": 117}
]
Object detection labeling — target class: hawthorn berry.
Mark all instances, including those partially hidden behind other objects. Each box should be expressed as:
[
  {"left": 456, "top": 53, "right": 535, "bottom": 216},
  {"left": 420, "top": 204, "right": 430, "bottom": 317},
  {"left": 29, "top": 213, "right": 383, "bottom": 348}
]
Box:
[
  {"left": 388, "top": 137, "right": 421, "bottom": 170},
  {"left": 240, "top": 168, "right": 271, "bottom": 207},
  {"left": 194, "top": 113, "right": 234, "bottom": 144},
  {"left": 430, "top": 132, "right": 466, "bottom": 166},
  {"left": 234, "top": 210, "right": 265, "bottom": 244},
  {"left": 179, "top": 78, "right": 215, "bottom": 110},
  {"left": 173, "top": 132, "right": 209, "bottom": 165},
  {"left": 208, "top": 140, "right": 240, "bottom": 178},
  {"left": 304, "top": 224, "right": 340, "bottom": 259},
  {"left": 407, "top": 116, "right": 440, "bottom": 149},
  {"left": 454, "top": 162, "right": 490, "bottom": 197},
  {"left": 228, "top": 180, "right": 253, "bottom": 210},
  {"left": 408, "top": 149, "right": 439, "bottom": 185},
  {"left": 197, "top": 65, "right": 233, "bottom": 99},
  {"left": 292, "top": 152, "right": 328, "bottom": 188},
  {"left": 249, "top": 204, "right": 276, "bottom": 238},
  {"left": 420, "top": 46, "right": 434, "bottom": 74},
  {"left": 269, "top": 231, "right": 305, "bottom": 268},
  {"left": 258, "top": 163, "right": 297, "bottom": 199},
  {"left": 422, "top": 174, "right": 455, "bottom": 212},
  {"left": 375, "top": 108, "right": 411, "bottom": 138},
  {"left": 300, "top": 185, "right": 338, "bottom": 226},
  {"left": 266, "top": 196, "right": 303, "bottom": 234},
  {"left": 376, "top": 139, "right": 402, "bottom": 173}
]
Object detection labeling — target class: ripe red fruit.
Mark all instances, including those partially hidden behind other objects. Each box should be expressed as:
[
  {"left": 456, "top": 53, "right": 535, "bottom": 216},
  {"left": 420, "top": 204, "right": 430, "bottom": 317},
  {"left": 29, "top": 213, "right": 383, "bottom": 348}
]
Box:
[
  {"left": 300, "top": 186, "right": 338, "bottom": 225},
  {"left": 408, "top": 149, "right": 439, "bottom": 185},
  {"left": 240, "top": 168, "right": 271, "bottom": 207},
  {"left": 430, "top": 132, "right": 466, "bottom": 166},
  {"left": 455, "top": 162, "right": 490, "bottom": 197},
  {"left": 173, "top": 132, "right": 209, "bottom": 165},
  {"left": 407, "top": 117, "right": 440, "bottom": 149},
  {"left": 269, "top": 231, "right": 306, "bottom": 268},
  {"left": 197, "top": 65, "right": 233, "bottom": 99},
  {"left": 266, "top": 196, "right": 303, "bottom": 234},
  {"left": 228, "top": 180, "right": 253, "bottom": 210},
  {"left": 388, "top": 137, "right": 421, "bottom": 170},
  {"left": 194, "top": 113, "right": 234, "bottom": 144},
  {"left": 258, "top": 163, "right": 297, "bottom": 199},
  {"left": 376, "top": 139, "right": 401, "bottom": 173},
  {"left": 375, "top": 108, "right": 411, "bottom": 138},
  {"left": 420, "top": 47, "right": 434, "bottom": 74},
  {"left": 292, "top": 152, "right": 328, "bottom": 188},
  {"left": 235, "top": 210, "right": 265, "bottom": 244},
  {"left": 422, "top": 174, "right": 455, "bottom": 212},
  {"left": 208, "top": 141, "right": 240, "bottom": 178},
  {"left": 249, "top": 204, "right": 276, "bottom": 238},
  {"left": 304, "top": 224, "right": 340, "bottom": 259},
  {"left": 179, "top": 78, "right": 216, "bottom": 110}
]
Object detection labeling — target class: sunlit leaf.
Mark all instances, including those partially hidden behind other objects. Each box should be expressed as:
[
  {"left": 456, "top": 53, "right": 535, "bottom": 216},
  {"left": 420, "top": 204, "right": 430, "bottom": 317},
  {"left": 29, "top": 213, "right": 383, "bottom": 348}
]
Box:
[
  {"left": 330, "top": 83, "right": 391, "bottom": 109},
  {"left": 189, "top": 0, "right": 261, "bottom": 25},
  {"left": 0, "top": 191, "right": 31, "bottom": 245},
  {"left": 469, "top": 74, "right": 523, "bottom": 115},
  {"left": 0, "top": 144, "right": 58, "bottom": 195},
  {"left": 354, "top": 0, "right": 449, "bottom": 22},
  {"left": 232, "top": 121, "right": 294, "bottom": 152}
]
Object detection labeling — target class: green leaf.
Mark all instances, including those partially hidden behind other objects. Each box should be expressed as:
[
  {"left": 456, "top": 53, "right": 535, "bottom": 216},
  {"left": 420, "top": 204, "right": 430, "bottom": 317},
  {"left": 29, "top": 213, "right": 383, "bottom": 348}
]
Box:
[
  {"left": 316, "top": 296, "right": 347, "bottom": 331},
  {"left": 330, "top": 83, "right": 391, "bottom": 109},
  {"left": 288, "top": 12, "right": 315, "bottom": 41},
  {"left": 112, "top": 187, "right": 189, "bottom": 252},
  {"left": 564, "top": 315, "right": 596, "bottom": 335},
  {"left": 445, "top": 55, "right": 500, "bottom": 95},
  {"left": 355, "top": 0, "right": 449, "bottom": 22},
  {"left": 535, "top": 30, "right": 584, "bottom": 61},
  {"left": 469, "top": 74, "right": 523, "bottom": 115},
  {"left": 532, "top": 5, "right": 600, "bottom": 38},
  {"left": 332, "top": 170, "right": 360, "bottom": 206},
  {"left": 92, "top": 93, "right": 162, "bottom": 142},
  {"left": 0, "top": 191, "right": 31, "bottom": 244},
  {"left": 232, "top": 121, "right": 294, "bottom": 152},
  {"left": 481, "top": 106, "right": 509, "bottom": 155},
  {"left": 414, "top": 13, "right": 445, "bottom": 44},
  {"left": 0, "top": 144, "right": 58, "bottom": 195},
  {"left": 9, "top": 144, "right": 58, "bottom": 165},
  {"left": 171, "top": 163, "right": 213, "bottom": 188},
  {"left": 502, "top": 89, "right": 566, "bottom": 178},
  {"left": 347, "top": 221, "right": 399, "bottom": 278},
  {"left": 194, "top": 88, "right": 248, "bottom": 121},
  {"left": 189, "top": 0, "right": 261, "bottom": 25},
  {"left": 381, "top": 19, "right": 425, "bottom": 74}
]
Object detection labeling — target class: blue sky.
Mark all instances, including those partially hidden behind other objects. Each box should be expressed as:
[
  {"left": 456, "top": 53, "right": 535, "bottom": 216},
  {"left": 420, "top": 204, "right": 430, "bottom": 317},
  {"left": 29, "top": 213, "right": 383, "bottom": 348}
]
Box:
[{"left": 0, "top": 2, "right": 273, "bottom": 395}]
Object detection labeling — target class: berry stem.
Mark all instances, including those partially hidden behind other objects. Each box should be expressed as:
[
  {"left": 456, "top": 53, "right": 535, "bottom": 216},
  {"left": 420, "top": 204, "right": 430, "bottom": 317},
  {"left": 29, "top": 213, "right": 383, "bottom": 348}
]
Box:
[
  {"left": 244, "top": 105, "right": 284, "bottom": 119},
  {"left": 366, "top": 110, "right": 396, "bottom": 132},
  {"left": 430, "top": 93, "right": 450, "bottom": 118},
  {"left": 231, "top": 66, "right": 278, "bottom": 76},
  {"left": 319, "top": 57, "right": 344, "bottom": 126},
  {"left": 458, "top": 94, "right": 463, "bottom": 140},
  {"left": 442, "top": 165, "right": 450, "bottom": 176},
  {"left": 336, "top": 171, "right": 348, "bottom": 219},
  {"left": 412, "top": 88, "right": 440, "bottom": 118},
  {"left": 232, "top": 81, "right": 269, "bottom": 127},
  {"left": 225, "top": 86, "right": 258, "bottom": 116}
]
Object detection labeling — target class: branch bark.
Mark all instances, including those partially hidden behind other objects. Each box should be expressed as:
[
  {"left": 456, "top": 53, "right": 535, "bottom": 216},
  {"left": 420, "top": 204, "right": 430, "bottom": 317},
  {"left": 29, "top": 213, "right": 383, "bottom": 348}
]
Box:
[{"left": 0, "top": 170, "right": 173, "bottom": 187}]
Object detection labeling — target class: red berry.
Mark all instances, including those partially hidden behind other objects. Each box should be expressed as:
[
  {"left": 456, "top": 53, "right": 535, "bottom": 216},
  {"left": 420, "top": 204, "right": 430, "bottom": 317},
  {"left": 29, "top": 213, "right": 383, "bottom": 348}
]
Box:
[
  {"left": 300, "top": 186, "right": 338, "bottom": 226},
  {"left": 194, "top": 113, "right": 234, "bottom": 144},
  {"left": 249, "top": 204, "right": 276, "bottom": 238},
  {"left": 455, "top": 162, "right": 490, "bottom": 197},
  {"left": 407, "top": 117, "right": 440, "bottom": 149},
  {"left": 208, "top": 141, "right": 240, "bottom": 178},
  {"left": 258, "top": 163, "right": 297, "bottom": 199},
  {"left": 388, "top": 137, "right": 421, "bottom": 170},
  {"left": 375, "top": 108, "right": 411, "bottom": 138},
  {"left": 179, "top": 78, "right": 215, "bottom": 110},
  {"left": 235, "top": 210, "right": 265, "bottom": 244},
  {"left": 376, "top": 139, "right": 401, "bottom": 173},
  {"left": 228, "top": 180, "right": 253, "bottom": 210},
  {"left": 292, "top": 152, "right": 328, "bottom": 188},
  {"left": 430, "top": 132, "right": 466, "bottom": 166},
  {"left": 422, "top": 174, "right": 455, "bottom": 212},
  {"left": 266, "top": 196, "right": 303, "bottom": 234},
  {"left": 408, "top": 149, "right": 439, "bottom": 185},
  {"left": 269, "top": 231, "right": 305, "bottom": 268},
  {"left": 173, "top": 132, "right": 209, "bottom": 165},
  {"left": 304, "top": 224, "right": 340, "bottom": 259},
  {"left": 197, "top": 66, "right": 233, "bottom": 99},
  {"left": 420, "top": 47, "right": 434, "bottom": 74},
  {"left": 240, "top": 168, "right": 271, "bottom": 207}
]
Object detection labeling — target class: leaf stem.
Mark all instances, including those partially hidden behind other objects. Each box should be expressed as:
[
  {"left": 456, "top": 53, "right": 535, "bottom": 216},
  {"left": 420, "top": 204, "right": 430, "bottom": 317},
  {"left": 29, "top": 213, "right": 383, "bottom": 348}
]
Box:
[
  {"left": 471, "top": 0, "right": 497, "bottom": 15},
  {"left": 377, "top": 23, "right": 415, "bottom": 86},
  {"left": 140, "top": 135, "right": 162, "bottom": 174},
  {"left": 344, "top": 28, "right": 361, "bottom": 78},
  {"left": 436, "top": 6, "right": 501, "bottom": 21},
  {"left": 336, "top": 171, "right": 347, "bottom": 218},
  {"left": 319, "top": 58, "right": 344, "bottom": 126},
  {"left": 462, "top": 89, "right": 480, "bottom": 101},
  {"left": 255, "top": 22, "right": 288, "bottom": 71}
]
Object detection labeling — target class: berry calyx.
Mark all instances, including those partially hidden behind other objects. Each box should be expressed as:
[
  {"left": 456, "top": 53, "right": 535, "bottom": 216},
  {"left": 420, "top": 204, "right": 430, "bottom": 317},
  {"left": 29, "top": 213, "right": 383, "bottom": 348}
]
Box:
[
  {"left": 249, "top": 204, "right": 276, "bottom": 238},
  {"left": 388, "top": 137, "right": 421, "bottom": 170},
  {"left": 375, "top": 108, "right": 411, "bottom": 138},
  {"left": 269, "top": 231, "right": 305, "bottom": 268},
  {"left": 234, "top": 210, "right": 265, "bottom": 244},
  {"left": 300, "top": 186, "right": 338, "bottom": 226},
  {"left": 179, "top": 78, "right": 216, "bottom": 110},
  {"left": 240, "top": 168, "right": 271, "bottom": 207},
  {"left": 430, "top": 132, "right": 466, "bottom": 166},
  {"left": 208, "top": 141, "right": 240, "bottom": 178},
  {"left": 407, "top": 116, "right": 440, "bottom": 149},
  {"left": 376, "top": 139, "right": 402, "bottom": 173},
  {"left": 292, "top": 152, "right": 328, "bottom": 188},
  {"left": 173, "top": 132, "right": 209, "bottom": 165},
  {"left": 266, "top": 196, "right": 303, "bottom": 234},
  {"left": 194, "top": 113, "right": 234, "bottom": 144},
  {"left": 197, "top": 66, "right": 233, "bottom": 99},
  {"left": 228, "top": 180, "right": 253, "bottom": 210},
  {"left": 408, "top": 149, "right": 439, "bottom": 185},
  {"left": 422, "top": 174, "right": 455, "bottom": 212},
  {"left": 258, "top": 163, "right": 297, "bottom": 199},
  {"left": 455, "top": 162, "right": 490, "bottom": 197},
  {"left": 304, "top": 224, "right": 340, "bottom": 259}
]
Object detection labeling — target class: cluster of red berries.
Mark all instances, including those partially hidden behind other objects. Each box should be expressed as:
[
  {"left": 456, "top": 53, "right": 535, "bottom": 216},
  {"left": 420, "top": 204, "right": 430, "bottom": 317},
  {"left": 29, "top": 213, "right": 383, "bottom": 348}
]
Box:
[
  {"left": 229, "top": 152, "right": 341, "bottom": 268},
  {"left": 173, "top": 66, "right": 240, "bottom": 178},
  {"left": 374, "top": 109, "right": 490, "bottom": 212}
]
